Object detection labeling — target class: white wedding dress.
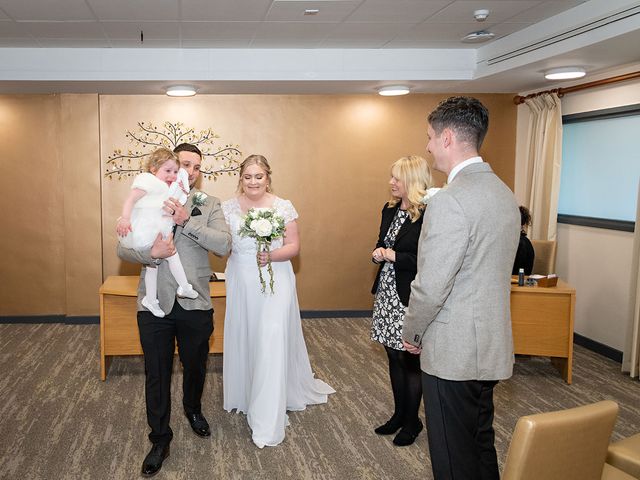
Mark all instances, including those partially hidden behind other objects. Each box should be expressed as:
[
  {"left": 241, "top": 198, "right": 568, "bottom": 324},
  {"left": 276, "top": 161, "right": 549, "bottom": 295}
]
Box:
[{"left": 222, "top": 196, "right": 335, "bottom": 448}]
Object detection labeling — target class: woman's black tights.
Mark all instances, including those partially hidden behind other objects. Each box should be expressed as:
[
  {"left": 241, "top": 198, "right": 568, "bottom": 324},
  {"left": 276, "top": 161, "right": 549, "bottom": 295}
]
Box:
[{"left": 385, "top": 345, "right": 422, "bottom": 429}]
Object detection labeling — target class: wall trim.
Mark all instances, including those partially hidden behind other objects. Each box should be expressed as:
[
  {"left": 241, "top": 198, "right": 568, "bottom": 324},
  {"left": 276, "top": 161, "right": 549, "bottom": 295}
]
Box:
[
  {"left": 574, "top": 333, "right": 623, "bottom": 363},
  {"left": 0, "top": 315, "right": 99, "bottom": 325},
  {"left": 557, "top": 214, "right": 634, "bottom": 232}
]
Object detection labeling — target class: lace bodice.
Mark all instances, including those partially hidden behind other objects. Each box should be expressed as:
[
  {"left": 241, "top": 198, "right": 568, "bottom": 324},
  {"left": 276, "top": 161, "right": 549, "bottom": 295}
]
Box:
[{"left": 222, "top": 196, "right": 298, "bottom": 257}]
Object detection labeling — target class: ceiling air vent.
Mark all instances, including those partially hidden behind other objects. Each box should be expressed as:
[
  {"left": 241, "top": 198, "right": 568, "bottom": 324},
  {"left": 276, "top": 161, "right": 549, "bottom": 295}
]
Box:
[{"left": 487, "top": 4, "right": 640, "bottom": 65}]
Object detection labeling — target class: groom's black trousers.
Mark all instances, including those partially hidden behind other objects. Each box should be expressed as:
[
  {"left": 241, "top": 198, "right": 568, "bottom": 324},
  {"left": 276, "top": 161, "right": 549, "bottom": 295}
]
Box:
[
  {"left": 137, "top": 302, "right": 213, "bottom": 446},
  {"left": 422, "top": 373, "right": 500, "bottom": 480}
]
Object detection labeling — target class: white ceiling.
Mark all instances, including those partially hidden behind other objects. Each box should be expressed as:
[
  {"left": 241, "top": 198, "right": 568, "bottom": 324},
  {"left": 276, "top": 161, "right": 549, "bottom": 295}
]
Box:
[
  {"left": 0, "top": 0, "right": 587, "bottom": 48},
  {"left": 0, "top": 0, "right": 639, "bottom": 94}
]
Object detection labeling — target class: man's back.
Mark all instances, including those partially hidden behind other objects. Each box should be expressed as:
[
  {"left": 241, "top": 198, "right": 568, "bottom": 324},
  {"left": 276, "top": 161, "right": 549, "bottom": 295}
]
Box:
[{"left": 412, "top": 162, "right": 520, "bottom": 381}]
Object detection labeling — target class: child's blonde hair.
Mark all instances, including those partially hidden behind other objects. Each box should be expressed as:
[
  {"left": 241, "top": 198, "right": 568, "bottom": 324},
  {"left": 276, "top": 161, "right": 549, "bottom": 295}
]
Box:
[{"left": 145, "top": 147, "right": 178, "bottom": 173}]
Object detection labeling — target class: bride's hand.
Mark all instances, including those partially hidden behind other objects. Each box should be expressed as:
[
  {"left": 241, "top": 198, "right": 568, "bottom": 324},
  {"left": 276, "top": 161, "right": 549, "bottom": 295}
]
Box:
[{"left": 257, "top": 251, "right": 270, "bottom": 267}]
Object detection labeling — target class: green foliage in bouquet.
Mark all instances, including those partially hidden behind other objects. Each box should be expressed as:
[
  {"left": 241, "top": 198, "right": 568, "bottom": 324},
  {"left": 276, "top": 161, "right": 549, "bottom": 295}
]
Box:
[{"left": 238, "top": 208, "right": 286, "bottom": 293}]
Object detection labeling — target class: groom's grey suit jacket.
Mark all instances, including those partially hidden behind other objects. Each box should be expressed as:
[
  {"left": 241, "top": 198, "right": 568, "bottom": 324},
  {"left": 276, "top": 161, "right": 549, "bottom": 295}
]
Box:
[
  {"left": 117, "top": 189, "right": 231, "bottom": 315},
  {"left": 402, "top": 162, "right": 520, "bottom": 381}
]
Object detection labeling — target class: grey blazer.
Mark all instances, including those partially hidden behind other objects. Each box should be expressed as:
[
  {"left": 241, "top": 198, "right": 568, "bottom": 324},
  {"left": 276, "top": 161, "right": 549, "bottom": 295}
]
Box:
[
  {"left": 117, "top": 189, "right": 231, "bottom": 314},
  {"left": 402, "top": 162, "right": 520, "bottom": 381}
]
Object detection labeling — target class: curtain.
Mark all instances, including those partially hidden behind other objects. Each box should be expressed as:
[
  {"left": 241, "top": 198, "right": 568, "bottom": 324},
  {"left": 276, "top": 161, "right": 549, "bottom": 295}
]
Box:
[
  {"left": 624, "top": 180, "right": 640, "bottom": 378},
  {"left": 523, "top": 93, "right": 563, "bottom": 241}
]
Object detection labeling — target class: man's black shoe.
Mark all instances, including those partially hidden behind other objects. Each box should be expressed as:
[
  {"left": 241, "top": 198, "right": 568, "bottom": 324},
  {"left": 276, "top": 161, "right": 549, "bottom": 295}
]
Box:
[
  {"left": 141, "top": 443, "right": 169, "bottom": 478},
  {"left": 185, "top": 412, "right": 211, "bottom": 437}
]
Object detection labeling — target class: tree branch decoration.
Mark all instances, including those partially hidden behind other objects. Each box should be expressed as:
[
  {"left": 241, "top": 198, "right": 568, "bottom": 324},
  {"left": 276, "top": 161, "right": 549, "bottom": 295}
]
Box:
[{"left": 105, "top": 121, "right": 242, "bottom": 181}]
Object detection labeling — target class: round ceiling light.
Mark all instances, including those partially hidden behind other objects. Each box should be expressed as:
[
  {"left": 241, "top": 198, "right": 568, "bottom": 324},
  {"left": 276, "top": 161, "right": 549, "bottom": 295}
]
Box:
[
  {"left": 544, "top": 67, "right": 586, "bottom": 81},
  {"left": 165, "top": 85, "right": 197, "bottom": 97},
  {"left": 461, "top": 30, "right": 495, "bottom": 43},
  {"left": 377, "top": 85, "right": 410, "bottom": 96}
]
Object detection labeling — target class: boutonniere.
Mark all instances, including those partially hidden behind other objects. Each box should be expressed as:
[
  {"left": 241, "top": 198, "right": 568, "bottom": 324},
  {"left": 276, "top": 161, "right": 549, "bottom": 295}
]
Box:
[
  {"left": 421, "top": 186, "right": 445, "bottom": 205},
  {"left": 192, "top": 191, "right": 207, "bottom": 207}
]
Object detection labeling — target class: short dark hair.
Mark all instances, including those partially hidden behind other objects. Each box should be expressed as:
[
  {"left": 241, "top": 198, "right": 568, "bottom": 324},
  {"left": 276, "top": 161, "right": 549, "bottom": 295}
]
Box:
[
  {"left": 428, "top": 96, "right": 489, "bottom": 150},
  {"left": 173, "top": 143, "right": 202, "bottom": 159},
  {"left": 519, "top": 206, "right": 532, "bottom": 228}
]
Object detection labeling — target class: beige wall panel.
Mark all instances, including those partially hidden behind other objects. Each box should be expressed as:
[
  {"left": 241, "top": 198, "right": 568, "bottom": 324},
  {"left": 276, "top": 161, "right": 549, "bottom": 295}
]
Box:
[
  {"left": 0, "top": 95, "right": 65, "bottom": 315},
  {"left": 61, "top": 94, "right": 102, "bottom": 316},
  {"left": 100, "top": 94, "right": 516, "bottom": 311}
]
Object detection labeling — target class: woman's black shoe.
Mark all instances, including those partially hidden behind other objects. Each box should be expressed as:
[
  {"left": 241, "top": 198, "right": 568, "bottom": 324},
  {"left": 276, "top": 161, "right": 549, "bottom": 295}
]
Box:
[
  {"left": 374, "top": 417, "right": 402, "bottom": 435},
  {"left": 392, "top": 419, "right": 423, "bottom": 446}
]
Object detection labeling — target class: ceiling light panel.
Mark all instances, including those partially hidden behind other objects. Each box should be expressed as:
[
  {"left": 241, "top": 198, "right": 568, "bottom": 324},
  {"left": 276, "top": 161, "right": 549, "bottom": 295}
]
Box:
[{"left": 266, "top": 0, "right": 361, "bottom": 22}]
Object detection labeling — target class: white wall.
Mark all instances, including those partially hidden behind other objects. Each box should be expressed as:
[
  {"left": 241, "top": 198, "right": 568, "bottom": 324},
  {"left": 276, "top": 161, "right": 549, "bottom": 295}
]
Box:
[{"left": 515, "top": 64, "right": 640, "bottom": 351}]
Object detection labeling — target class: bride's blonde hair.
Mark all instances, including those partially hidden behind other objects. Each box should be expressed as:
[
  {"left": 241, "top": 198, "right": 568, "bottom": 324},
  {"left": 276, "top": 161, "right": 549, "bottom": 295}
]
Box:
[{"left": 387, "top": 155, "right": 433, "bottom": 222}]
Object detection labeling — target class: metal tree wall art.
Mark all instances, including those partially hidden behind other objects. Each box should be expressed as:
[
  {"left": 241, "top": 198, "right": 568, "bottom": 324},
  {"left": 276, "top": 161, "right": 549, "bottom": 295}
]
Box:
[{"left": 105, "top": 121, "right": 242, "bottom": 181}]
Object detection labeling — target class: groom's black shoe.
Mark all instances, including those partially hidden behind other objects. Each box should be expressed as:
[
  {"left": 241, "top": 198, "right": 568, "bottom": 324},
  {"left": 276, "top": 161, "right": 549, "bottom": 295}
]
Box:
[
  {"left": 185, "top": 412, "right": 211, "bottom": 437},
  {"left": 141, "top": 443, "right": 169, "bottom": 477}
]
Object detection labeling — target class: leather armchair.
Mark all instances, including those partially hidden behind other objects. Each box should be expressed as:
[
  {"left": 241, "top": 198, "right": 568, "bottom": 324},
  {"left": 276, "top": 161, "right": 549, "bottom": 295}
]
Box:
[
  {"left": 502, "top": 400, "right": 634, "bottom": 480},
  {"left": 607, "top": 433, "right": 640, "bottom": 478},
  {"left": 532, "top": 239, "right": 557, "bottom": 275}
]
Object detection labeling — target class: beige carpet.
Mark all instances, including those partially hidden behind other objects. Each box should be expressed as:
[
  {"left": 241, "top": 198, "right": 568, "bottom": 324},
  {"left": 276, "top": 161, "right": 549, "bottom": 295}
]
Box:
[{"left": 0, "top": 318, "right": 639, "bottom": 480}]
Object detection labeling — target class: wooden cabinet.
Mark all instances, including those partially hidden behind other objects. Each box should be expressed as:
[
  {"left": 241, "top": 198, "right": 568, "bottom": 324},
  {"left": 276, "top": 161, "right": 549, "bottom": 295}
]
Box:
[
  {"left": 99, "top": 276, "right": 225, "bottom": 380},
  {"left": 511, "top": 280, "right": 576, "bottom": 384}
]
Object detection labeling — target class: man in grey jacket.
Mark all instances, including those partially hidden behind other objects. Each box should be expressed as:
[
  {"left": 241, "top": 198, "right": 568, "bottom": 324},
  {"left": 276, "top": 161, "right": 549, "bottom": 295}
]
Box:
[
  {"left": 402, "top": 97, "right": 520, "bottom": 480},
  {"left": 117, "top": 143, "right": 230, "bottom": 477}
]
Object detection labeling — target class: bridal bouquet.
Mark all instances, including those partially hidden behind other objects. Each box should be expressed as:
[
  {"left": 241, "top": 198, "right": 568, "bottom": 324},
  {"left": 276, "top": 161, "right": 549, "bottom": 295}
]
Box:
[{"left": 238, "top": 208, "right": 286, "bottom": 293}]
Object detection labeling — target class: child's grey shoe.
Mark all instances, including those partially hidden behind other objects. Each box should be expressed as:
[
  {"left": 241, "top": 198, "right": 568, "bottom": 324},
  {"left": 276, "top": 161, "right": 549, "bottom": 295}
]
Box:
[
  {"left": 142, "top": 296, "right": 165, "bottom": 317},
  {"left": 177, "top": 284, "right": 199, "bottom": 299}
]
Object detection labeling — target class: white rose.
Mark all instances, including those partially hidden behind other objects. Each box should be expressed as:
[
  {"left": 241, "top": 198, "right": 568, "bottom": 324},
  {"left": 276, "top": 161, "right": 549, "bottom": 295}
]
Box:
[
  {"left": 251, "top": 218, "right": 273, "bottom": 237},
  {"left": 421, "top": 187, "right": 442, "bottom": 204}
]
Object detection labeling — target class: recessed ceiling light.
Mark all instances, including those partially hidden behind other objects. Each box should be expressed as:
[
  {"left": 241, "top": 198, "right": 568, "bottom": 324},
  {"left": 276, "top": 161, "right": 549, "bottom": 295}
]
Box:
[
  {"left": 377, "top": 85, "right": 410, "bottom": 96},
  {"left": 461, "top": 30, "right": 495, "bottom": 43},
  {"left": 304, "top": 9, "right": 319, "bottom": 15},
  {"left": 165, "top": 85, "right": 196, "bottom": 97},
  {"left": 544, "top": 67, "right": 586, "bottom": 81}
]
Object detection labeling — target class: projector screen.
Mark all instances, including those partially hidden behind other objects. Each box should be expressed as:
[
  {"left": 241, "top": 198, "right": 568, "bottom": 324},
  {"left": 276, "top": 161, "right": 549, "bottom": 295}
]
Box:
[{"left": 559, "top": 109, "right": 640, "bottom": 223}]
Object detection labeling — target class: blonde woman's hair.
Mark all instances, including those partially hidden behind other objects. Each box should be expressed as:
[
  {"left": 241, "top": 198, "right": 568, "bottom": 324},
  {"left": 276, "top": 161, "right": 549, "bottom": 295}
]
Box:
[
  {"left": 145, "top": 147, "right": 178, "bottom": 173},
  {"left": 387, "top": 155, "right": 433, "bottom": 222},
  {"left": 237, "top": 154, "right": 273, "bottom": 193}
]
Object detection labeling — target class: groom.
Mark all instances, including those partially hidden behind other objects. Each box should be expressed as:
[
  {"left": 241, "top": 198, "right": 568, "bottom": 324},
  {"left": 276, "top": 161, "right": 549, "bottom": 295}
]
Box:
[
  {"left": 402, "top": 97, "right": 520, "bottom": 480},
  {"left": 117, "top": 143, "right": 230, "bottom": 477}
]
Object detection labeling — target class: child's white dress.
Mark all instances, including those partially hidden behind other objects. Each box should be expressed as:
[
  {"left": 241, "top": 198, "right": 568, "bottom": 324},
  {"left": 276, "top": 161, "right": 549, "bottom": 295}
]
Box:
[{"left": 120, "top": 169, "right": 189, "bottom": 250}]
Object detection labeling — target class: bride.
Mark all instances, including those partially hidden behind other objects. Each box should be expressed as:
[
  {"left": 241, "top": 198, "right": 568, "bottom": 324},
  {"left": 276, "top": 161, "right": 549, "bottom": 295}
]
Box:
[{"left": 222, "top": 154, "right": 335, "bottom": 448}]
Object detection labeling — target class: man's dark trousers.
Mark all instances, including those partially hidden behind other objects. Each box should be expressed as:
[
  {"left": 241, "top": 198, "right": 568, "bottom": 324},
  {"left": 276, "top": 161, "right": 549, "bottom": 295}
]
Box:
[
  {"left": 137, "top": 301, "right": 213, "bottom": 445},
  {"left": 423, "top": 372, "right": 500, "bottom": 480}
]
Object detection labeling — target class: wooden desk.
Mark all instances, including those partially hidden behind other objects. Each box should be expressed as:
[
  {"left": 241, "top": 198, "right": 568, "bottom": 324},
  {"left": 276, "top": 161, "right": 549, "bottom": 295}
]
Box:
[
  {"left": 511, "top": 279, "right": 576, "bottom": 384},
  {"left": 99, "top": 276, "right": 226, "bottom": 381}
]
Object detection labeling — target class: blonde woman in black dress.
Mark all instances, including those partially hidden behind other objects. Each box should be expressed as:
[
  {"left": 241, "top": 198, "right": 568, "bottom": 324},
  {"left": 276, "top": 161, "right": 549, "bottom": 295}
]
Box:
[{"left": 371, "top": 155, "right": 433, "bottom": 446}]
